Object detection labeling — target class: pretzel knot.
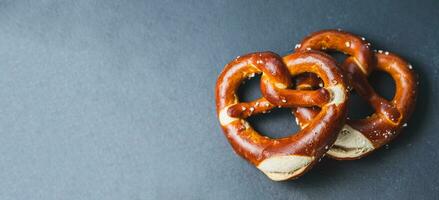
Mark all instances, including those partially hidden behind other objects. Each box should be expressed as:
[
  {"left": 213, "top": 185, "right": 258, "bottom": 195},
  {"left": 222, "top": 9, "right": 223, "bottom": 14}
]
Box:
[
  {"left": 294, "top": 30, "right": 418, "bottom": 159},
  {"left": 215, "top": 51, "right": 348, "bottom": 181}
]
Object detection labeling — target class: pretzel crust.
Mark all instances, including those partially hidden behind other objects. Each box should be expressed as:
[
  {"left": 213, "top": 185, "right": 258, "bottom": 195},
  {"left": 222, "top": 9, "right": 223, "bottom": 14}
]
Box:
[
  {"left": 216, "top": 51, "right": 348, "bottom": 180},
  {"left": 294, "top": 30, "right": 417, "bottom": 159}
]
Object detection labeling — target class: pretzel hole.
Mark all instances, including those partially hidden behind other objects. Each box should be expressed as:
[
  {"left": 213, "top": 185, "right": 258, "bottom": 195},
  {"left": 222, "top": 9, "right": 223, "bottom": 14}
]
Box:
[
  {"left": 368, "top": 71, "right": 396, "bottom": 100},
  {"left": 347, "top": 70, "right": 395, "bottom": 120},
  {"left": 237, "top": 73, "right": 262, "bottom": 102},
  {"left": 327, "top": 51, "right": 348, "bottom": 64},
  {"left": 347, "top": 90, "right": 374, "bottom": 120},
  {"left": 247, "top": 108, "right": 300, "bottom": 139}
]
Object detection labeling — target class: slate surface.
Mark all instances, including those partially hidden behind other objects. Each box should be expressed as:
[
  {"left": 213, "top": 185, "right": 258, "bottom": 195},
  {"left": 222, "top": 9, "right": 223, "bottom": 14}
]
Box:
[{"left": 0, "top": 0, "right": 438, "bottom": 199}]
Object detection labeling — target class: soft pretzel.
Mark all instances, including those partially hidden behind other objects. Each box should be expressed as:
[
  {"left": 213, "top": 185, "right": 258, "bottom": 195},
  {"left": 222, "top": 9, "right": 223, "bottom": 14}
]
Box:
[
  {"left": 216, "top": 51, "right": 348, "bottom": 181},
  {"left": 294, "top": 30, "right": 417, "bottom": 159}
]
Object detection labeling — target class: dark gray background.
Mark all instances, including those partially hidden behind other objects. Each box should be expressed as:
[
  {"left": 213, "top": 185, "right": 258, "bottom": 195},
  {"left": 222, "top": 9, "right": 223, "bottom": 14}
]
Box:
[{"left": 0, "top": 0, "right": 438, "bottom": 199}]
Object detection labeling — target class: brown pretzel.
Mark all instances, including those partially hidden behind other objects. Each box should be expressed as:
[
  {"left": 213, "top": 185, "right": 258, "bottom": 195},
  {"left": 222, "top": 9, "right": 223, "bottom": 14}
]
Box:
[
  {"left": 215, "top": 51, "right": 348, "bottom": 181},
  {"left": 294, "top": 30, "right": 418, "bottom": 159}
]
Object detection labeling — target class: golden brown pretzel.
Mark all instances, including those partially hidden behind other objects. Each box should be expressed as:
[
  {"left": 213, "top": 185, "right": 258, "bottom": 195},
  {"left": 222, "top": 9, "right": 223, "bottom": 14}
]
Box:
[
  {"left": 294, "top": 30, "right": 418, "bottom": 159},
  {"left": 215, "top": 51, "right": 348, "bottom": 181}
]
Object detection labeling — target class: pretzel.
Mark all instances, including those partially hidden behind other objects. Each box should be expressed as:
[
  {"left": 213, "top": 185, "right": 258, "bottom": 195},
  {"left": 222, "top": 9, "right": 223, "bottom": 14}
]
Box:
[
  {"left": 215, "top": 51, "right": 348, "bottom": 181},
  {"left": 294, "top": 30, "right": 417, "bottom": 159}
]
